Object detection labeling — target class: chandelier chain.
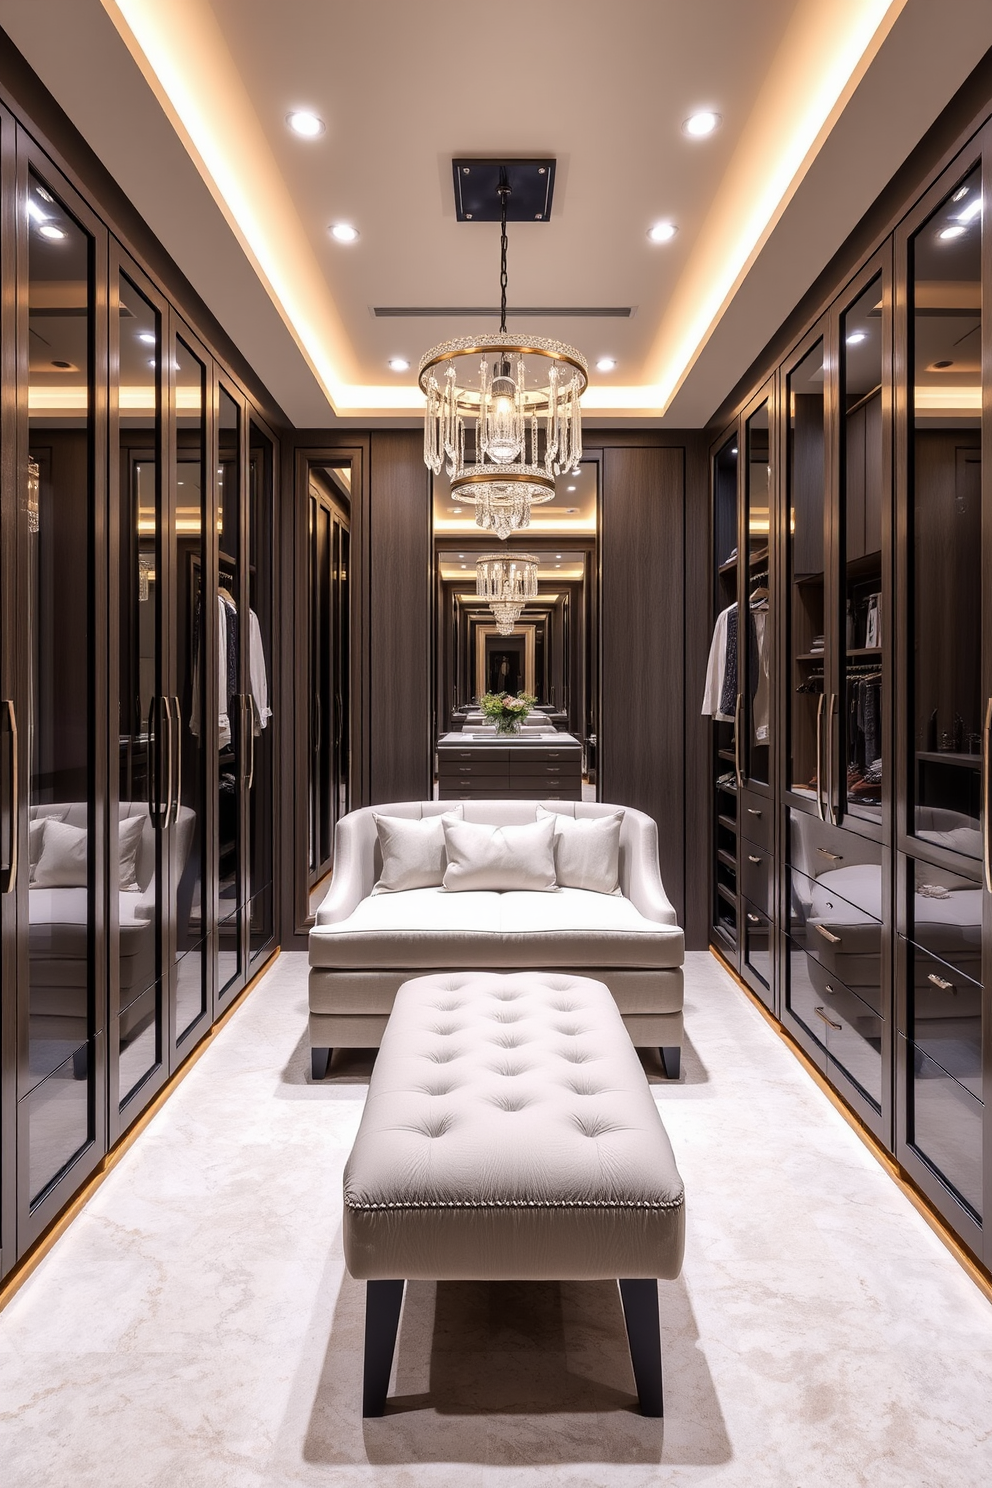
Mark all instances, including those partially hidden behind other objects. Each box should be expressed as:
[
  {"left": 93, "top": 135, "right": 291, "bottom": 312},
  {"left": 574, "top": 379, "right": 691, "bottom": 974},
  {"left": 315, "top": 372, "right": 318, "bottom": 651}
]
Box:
[{"left": 498, "top": 169, "right": 509, "bottom": 334}]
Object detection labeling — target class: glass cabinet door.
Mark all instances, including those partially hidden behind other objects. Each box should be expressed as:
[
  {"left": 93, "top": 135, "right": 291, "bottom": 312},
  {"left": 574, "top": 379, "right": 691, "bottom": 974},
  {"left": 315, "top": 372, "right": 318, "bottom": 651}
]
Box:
[
  {"left": 787, "top": 339, "right": 827, "bottom": 811},
  {"left": 173, "top": 336, "right": 209, "bottom": 1048},
  {"left": 216, "top": 387, "right": 242, "bottom": 998},
  {"left": 708, "top": 435, "right": 740, "bottom": 948},
  {"left": 248, "top": 420, "right": 274, "bottom": 966},
  {"left": 114, "top": 270, "right": 166, "bottom": 1118},
  {"left": 743, "top": 401, "right": 771, "bottom": 787},
  {"left": 839, "top": 273, "right": 885, "bottom": 829},
  {"left": 908, "top": 162, "right": 983, "bottom": 853},
  {"left": 19, "top": 168, "right": 104, "bottom": 1221}
]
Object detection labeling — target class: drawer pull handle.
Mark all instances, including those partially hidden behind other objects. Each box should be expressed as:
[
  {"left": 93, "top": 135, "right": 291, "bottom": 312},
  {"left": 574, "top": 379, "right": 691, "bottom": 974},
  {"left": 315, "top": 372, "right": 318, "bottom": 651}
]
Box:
[
  {"left": 746, "top": 912, "right": 760, "bottom": 924},
  {"left": 747, "top": 854, "right": 761, "bottom": 864},
  {"left": 814, "top": 1005, "right": 842, "bottom": 1031},
  {"left": 927, "top": 972, "right": 953, "bottom": 991},
  {"left": 814, "top": 924, "right": 842, "bottom": 944},
  {"left": 746, "top": 807, "right": 762, "bottom": 817},
  {"left": 816, "top": 847, "right": 843, "bottom": 861}
]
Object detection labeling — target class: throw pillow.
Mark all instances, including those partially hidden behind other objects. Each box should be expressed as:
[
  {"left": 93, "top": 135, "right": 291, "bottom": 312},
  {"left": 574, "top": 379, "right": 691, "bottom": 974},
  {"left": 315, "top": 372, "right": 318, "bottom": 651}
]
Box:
[
  {"left": 373, "top": 807, "right": 464, "bottom": 893},
  {"left": 28, "top": 809, "right": 69, "bottom": 883},
  {"left": 32, "top": 818, "right": 89, "bottom": 888},
  {"left": 441, "top": 816, "right": 557, "bottom": 893},
  {"left": 118, "top": 813, "right": 147, "bottom": 892},
  {"left": 537, "top": 805, "right": 623, "bottom": 894}
]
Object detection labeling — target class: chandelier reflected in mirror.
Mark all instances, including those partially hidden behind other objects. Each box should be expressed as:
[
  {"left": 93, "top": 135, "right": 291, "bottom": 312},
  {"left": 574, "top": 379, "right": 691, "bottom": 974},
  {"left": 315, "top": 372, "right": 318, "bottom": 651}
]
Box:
[
  {"left": 421, "top": 167, "right": 587, "bottom": 540},
  {"left": 476, "top": 551, "right": 538, "bottom": 635}
]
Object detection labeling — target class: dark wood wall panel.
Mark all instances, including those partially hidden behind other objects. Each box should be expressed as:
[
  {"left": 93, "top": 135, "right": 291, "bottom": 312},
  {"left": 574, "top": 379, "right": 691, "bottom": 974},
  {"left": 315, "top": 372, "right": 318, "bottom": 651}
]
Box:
[
  {"left": 600, "top": 446, "right": 686, "bottom": 926},
  {"left": 369, "top": 431, "right": 432, "bottom": 804}
]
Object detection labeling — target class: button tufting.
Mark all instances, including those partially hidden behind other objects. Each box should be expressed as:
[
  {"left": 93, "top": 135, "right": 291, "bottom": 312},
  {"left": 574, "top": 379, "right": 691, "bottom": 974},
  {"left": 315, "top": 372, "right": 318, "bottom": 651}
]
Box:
[
  {"left": 487, "top": 1093, "right": 530, "bottom": 1112},
  {"left": 425, "top": 1049, "right": 461, "bottom": 1064},
  {"left": 560, "top": 1049, "right": 595, "bottom": 1063},
  {"left": 572, "top": 1114, "right": 625, "bottom": 1138}
]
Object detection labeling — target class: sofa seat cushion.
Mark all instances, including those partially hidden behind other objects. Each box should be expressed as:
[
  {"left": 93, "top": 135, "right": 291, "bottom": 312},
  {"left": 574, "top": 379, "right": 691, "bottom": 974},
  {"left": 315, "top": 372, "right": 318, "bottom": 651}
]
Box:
[{"left": 308, "top": 885, "right": 685, "bottom": 971}]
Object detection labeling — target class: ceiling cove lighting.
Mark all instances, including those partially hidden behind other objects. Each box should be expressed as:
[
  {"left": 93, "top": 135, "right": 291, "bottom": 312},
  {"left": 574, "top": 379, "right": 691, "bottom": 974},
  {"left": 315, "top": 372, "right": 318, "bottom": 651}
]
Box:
[
  {"left": 476, "top": 551, "right": 539, "bottom": 635},
  {"left": 421, "top": 167, "right": 586, "bottom": 541},
  {"left": 286, "top": 111, "right": 324, "bottom": 137},
  {"left": 330, "top": 222, "right": 359, "bottom": 243},
  {"left": 647, "top": 221, "right": 678, "bottom": 243},
  {"left": 682, "top": 111, "right": 721, "bottom": 138}
]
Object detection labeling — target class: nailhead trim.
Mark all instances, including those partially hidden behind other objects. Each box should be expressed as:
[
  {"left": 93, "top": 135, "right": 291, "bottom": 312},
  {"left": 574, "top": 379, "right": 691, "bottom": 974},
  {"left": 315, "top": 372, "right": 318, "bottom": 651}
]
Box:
[{"left": 345, "top": 1194, "right": 684, "bottom": 1213}]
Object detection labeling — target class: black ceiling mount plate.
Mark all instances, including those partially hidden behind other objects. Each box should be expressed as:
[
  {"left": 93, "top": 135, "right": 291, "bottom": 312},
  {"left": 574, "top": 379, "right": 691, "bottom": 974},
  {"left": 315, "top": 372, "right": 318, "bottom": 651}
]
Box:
[{"left": 452, "top": 159, "right": 556, "bottom": 222}]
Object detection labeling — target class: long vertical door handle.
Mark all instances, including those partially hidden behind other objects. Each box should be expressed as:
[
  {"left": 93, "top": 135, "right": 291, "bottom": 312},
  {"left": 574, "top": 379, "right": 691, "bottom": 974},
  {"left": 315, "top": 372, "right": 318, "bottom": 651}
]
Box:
[
  {"left": 313, "top": 694, "right": 321, "bottom": 753},
  {"left": 172, "top": 697, "right": 182, "bottom": 825},
  {"left": 2, "top": 699, "right": 18, "bottom": 893},
  {"left": 815, "top": 692, "right": 825, "bottom": 822},
  {"left": 162, "top": 696, "right": 175, "bottom": 829},
  {"left": 825, "top": 692, "right": 837, "bottom": 826},
  {"left": 984, "top": 696, "right": 992, "bottom": 894},
  {"left": 148, "top": 697, "right": 162, "bottom": 826},
  {"left": 733, "top": 692, "right": 743, "bottom": 789},
  {"left": 247, "top": 695, "right": 256, "bottom": 790}
]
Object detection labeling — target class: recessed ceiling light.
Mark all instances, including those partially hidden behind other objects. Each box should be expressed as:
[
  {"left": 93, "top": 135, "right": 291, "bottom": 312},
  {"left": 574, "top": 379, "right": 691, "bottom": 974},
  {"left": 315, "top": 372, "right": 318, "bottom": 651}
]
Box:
[
  {"left": 461, "top": 564, "right": 467, "bottom": 569},
  {"left": 287, "top": 111, "right": 324, "bottom": 137},
  {"left": 952, "top": 185, "right": 970, "bottom": 202},
  {"left": 565, "top": 507, "right": 578, "bottom": 513},
  {"left": 388, "top": 357, "right": 410, "bottom": 372},
  {"left": 556, "top": 554, "right": 562, "bottom": 559},
  {"left": 596, "top": 357, "right": 617, "bottom": 373},
  {"left": 330, "top": 222, "right": 359, "bottom": 243},
  {"left": 647, "top": 221, "right": 678, "bottom": 243},
  {"left": 555, "top": 564, "right": 561, "bottom": 568},
  {"left": 566, "top": 485, "right": 576, "bottom": 492},
  {"left": 451, "top": 506, "right": 462, "bottom": 514},
  {"left": 138, "top": 331, "right": 156, "bottom": 344},
  {"left": 939, "top": 224, "right": 966, "bottom": 240},
  {"left": 571, "top": 466, "right": 581, "bottom": 476},
  {"left": 38, "top": 223, "right": 66, "bottom": 240},
  {"left": 682, "top": 111, "right": 721, "bottom": 138},
  {"left": 846, "top": 331, "right": 866, "bottom": 345},
  {"left": 730, "top": 447, "right": 738, "bottom": 455}
]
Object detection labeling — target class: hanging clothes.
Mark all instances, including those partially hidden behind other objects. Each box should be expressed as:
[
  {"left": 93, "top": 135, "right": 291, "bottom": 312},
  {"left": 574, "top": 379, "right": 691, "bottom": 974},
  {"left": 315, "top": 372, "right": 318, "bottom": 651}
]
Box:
[
  {"left": 751, "top": 604, "right": 770, "bottom": 743},
  {"left": 702, "top": 603, "right": 735, "bottom": 721},
  {"left": 190, "top": 593, "right": 232, "bottom": 747},
  {"left": 248, "top": 609, "right": 271, "bottom": 735}
]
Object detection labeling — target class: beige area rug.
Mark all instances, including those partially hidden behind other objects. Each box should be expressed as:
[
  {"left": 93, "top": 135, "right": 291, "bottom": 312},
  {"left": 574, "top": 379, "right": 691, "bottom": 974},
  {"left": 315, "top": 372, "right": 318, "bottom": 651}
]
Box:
[{"left": 1, "top": 950, "right": 991, "bottom": 1487}]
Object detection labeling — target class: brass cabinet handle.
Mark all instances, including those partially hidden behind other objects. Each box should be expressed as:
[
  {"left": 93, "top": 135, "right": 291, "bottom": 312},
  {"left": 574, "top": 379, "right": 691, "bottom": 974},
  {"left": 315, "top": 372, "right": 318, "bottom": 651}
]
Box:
[
  {"left": 1, "top": 699, "right": 17, "bottom": 893},
  {"left": 172, "top": 697, "right": 182, "bottom": 821},
  {"left": 984, "top": 697, "right": 992, "bottom": 894},
  {"left": 815, "top": 692, "right": 825, "bottom": 821},
  {"left": 825, "top": 691, "right": 837, "bottom": 826},
  {"left": 814, "top": 1005, "right": 842, "bottom": 1031},
  {"left": 816, "top": 846, "right": 843, "bottom": 861},
  {"left": 247, "top": 696, "right": 257, "bottom": 790},
  {"left": 815, "top": 923, "right": 841, "bottom": 944},
  {"left": 746, "top": 807, "right": 762, "bottom": 817},
  {"left": 734, "top": 692, "right": 743, "bottom": 789},
  {"left": 747, "top": 853, "right": 762, "bottom": 864},
  {"left": 927, "top": 972, "right": 953, "bottom": 991}
]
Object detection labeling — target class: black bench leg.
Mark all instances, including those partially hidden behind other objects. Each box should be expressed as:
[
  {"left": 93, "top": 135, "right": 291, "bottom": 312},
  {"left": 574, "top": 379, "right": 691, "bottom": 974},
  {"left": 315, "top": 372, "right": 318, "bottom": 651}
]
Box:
[
  {"left": 619, "top": 1278, "right": 663, "bottom": 1417},
  {"left": 660, "top": 1046, "right": 681, "bottom": 1081},
  {"left": 310, "top": 1046, "right": 331, "bottom": 1081},
  {"left": 363, "top": 1279, "right": 405, "bottom": 1417}
]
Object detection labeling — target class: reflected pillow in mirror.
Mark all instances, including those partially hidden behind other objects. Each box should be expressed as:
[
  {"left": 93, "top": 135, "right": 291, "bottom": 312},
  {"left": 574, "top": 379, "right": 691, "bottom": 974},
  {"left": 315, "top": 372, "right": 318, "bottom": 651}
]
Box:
[
  {"left": 28, "top": 809, "right": 69, "bottom": 883},
  {"left": 372, "top": 807, "right": 464, "bottom": 893},
  {"left": 442, "top": 816, "right": 557, "bottom": 893},
  {"left": 537, "top": 805, "right": 623, "bottom": 894},
  {"left": 118, "top": 814, "right": 147, "bottom": 892},
  {"left": 32, "top": 818, "right": 89, "bottom": 888}
]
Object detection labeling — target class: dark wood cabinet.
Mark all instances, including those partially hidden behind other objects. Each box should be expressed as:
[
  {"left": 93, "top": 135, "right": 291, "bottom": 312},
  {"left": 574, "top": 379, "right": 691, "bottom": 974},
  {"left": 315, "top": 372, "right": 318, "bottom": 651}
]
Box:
[{"left": 437, "top": 736, "right": 582, "bottom": 800}]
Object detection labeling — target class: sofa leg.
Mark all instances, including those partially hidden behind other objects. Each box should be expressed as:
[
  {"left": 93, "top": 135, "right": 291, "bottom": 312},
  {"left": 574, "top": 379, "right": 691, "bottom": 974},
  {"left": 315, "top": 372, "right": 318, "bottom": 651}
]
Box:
[
  {"left": 660, "top": 1046, "right": 681, "bottom": 1081},
  {"left": 619, "top": 1277, "right": 663, "bottom": 1417},
  {"left": 310, "top": 1046, "right": 331, "bottom": 1081},
  {"left": 363, "top": 1279, "right": 405, "bottom": 1417}
]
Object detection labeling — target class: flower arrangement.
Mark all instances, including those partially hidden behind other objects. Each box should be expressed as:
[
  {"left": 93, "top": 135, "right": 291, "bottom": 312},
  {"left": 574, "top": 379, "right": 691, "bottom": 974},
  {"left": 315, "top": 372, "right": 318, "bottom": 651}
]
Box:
[{"left": 479, "top": 690, "right": 537, "bottom": 735}]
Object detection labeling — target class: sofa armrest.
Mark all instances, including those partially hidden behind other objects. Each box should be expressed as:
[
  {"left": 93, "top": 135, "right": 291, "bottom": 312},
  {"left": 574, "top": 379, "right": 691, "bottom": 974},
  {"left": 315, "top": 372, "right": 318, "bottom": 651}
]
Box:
[
  {"left": 621, "top": 812, "right": 678, "bottom": 926},
  {"left": 313, "top": 810, "right": 377, "bottom": 925}
]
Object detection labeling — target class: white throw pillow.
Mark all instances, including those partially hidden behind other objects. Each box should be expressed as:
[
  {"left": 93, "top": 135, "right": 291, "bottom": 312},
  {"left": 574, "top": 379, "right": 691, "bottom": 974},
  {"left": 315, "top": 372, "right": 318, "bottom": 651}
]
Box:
[
  {"left": 28, "top": 810, "right": 69, "bottom": 883},
  {"left": 373, "top": 807, "right": 464, "bottom": 893},
  {"left": 118, "top": 814, "right": 147, "bottom": 892},
  {"left": 537, "top": 806, "right": 623, "bottom": 894},
  {"left": 442, "top": 816, "right": 557, "bottom": 893},
  {"left": 32, "top": 818, "right": 88, "bottom": 888}
]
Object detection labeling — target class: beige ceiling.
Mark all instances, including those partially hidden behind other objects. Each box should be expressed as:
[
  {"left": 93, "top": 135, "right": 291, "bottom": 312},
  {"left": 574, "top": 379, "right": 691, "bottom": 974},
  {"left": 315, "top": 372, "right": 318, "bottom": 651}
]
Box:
[{"left": 2, "top": 0, "right": 992, "bottom": 427}]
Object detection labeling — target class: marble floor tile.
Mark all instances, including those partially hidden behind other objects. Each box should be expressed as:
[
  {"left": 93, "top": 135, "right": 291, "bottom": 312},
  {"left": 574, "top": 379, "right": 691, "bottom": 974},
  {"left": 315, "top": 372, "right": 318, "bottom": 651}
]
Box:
[{"left": 1, "top": 948, "right": 991, "bottom": 1487}]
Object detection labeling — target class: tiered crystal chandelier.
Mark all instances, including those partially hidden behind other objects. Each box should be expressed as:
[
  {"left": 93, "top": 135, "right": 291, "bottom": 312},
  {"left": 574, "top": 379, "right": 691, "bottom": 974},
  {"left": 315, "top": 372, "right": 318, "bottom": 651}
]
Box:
[
  {"left": 476, "top": 551, "right": 538, "bottom": 634},
  {"left": 421, "top": 173, "right": 587, "bottom": 541}
]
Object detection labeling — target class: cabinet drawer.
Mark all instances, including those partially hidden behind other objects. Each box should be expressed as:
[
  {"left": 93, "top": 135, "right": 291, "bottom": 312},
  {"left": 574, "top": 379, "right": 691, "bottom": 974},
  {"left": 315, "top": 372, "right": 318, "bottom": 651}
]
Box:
[
  {"left": 740, "top": 791, "right": 771, "bottom": 851},
  {"left": 786, "top": 936, "right": 883, "bottom": 1109},
  {"left": 512, "top": 746, "right": 581, "bottom": 762},
  {"left": 438, "top": 746, "right": 508, "bottom": 763},
  {"left": 741, "top": 843, "right": 771, "bottom": 915},
  {"left": 901, "top": 1032, "right": 983, "bottom": 1218},
  {"left": 788, "top": 808, "right": 882, "bottom": 879},
  {"left": 900, "top": 936, "right": 981, "bottom": 1071},
  {"left": 742, "top": 900, "right": 772, "bottom": 990},
  {"left": 509, "top": 758, "right": 581, "bottom": 775},
  {"left": 438, "top": 761, "right": 509, "bottom": 779}
]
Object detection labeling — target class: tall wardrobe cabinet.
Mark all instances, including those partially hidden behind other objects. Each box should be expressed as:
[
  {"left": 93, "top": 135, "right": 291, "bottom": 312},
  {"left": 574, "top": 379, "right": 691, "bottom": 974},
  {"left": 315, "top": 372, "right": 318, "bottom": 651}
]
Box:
[{"left": 0, "top": 110, "right": 277, "bottom": 1282}]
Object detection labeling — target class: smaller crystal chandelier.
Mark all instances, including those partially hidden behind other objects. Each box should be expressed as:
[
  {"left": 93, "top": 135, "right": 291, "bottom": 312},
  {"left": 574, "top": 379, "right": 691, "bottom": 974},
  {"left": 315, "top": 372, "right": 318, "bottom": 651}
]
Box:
[
  {"left": 421, "top": 170, "right": 587, "bottom": 540},
  {"left": 476, "top": 551, "right": 538, "bottom": 634}
]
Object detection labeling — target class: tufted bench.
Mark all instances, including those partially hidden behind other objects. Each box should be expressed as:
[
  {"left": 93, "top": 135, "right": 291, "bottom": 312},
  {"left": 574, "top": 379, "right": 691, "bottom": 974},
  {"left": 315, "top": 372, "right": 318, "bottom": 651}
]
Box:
[{"left": 343, "top": 971, "right": 685, "bottom": 1417}]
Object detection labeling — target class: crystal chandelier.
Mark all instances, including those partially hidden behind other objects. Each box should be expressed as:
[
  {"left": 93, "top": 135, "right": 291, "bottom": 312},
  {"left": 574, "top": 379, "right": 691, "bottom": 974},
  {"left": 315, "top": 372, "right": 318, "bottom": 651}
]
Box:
[
  {"left": 476, "top": 551, "right": 538, "bottom": 635},
  {"left": 421, "top": 173, "right": 587, "bottom": 540}
]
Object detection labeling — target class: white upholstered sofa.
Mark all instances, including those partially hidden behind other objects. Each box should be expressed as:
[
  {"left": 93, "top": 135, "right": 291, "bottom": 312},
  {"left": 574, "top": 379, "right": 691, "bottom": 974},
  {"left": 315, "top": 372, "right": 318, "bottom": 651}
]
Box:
[{"left": 308, "top": 799, "right": 685, "bottom": 1079}]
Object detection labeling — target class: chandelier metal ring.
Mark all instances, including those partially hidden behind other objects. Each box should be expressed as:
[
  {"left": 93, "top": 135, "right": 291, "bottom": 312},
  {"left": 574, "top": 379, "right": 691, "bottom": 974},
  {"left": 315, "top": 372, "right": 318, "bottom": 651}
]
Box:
[{"left": 418, "top": 336, "right": 589, "bottom": 395}]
